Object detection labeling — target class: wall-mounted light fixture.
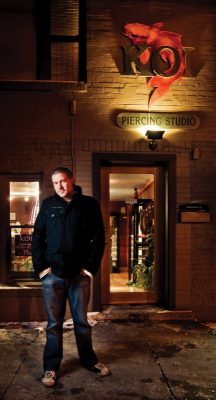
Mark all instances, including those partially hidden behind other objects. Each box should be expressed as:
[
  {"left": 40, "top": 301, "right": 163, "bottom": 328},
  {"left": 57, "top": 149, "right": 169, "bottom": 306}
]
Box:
[{"left": 145, "top": 130, "right": 165, "bottom": 150}]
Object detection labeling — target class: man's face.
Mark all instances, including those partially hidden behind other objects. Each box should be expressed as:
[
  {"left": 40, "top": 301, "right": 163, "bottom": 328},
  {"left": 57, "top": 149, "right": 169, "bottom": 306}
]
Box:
[{"left": 51, "top": 172, "right": 74, "bottom": 201}]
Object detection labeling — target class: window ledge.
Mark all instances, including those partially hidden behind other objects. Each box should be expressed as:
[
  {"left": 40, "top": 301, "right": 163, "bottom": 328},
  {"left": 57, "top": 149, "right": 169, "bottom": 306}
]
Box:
[
  {"left": 0, "top": 280, "right": 42, "bottom": 289},
  {"left": 0, "top": 80, "right": 87, "bottom": 95}
]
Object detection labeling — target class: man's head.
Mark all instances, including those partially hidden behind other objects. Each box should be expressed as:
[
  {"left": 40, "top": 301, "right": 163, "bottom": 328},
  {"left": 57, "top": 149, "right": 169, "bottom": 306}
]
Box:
[{"left": 51, "top": 167, "right": 74, "bottom": 202}]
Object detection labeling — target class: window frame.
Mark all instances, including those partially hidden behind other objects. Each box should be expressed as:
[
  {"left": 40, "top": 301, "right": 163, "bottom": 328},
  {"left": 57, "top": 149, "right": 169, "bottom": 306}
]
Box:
[
  {"left": 35, "top": 0, "right": 87, "bottom": 82},
  {"left": 0, "top": 174, "right": 42, "bottom": 282}
]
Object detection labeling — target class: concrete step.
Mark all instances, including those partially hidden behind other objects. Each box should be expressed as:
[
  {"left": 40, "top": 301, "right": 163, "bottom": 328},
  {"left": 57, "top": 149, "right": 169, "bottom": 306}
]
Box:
[{"left": 97, "top": 305, "right": 194, "bottom": 322}]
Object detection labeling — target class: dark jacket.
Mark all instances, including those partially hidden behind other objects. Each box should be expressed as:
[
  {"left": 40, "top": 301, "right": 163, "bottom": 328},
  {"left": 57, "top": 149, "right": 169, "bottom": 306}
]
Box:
[{"left": 32, "top": 192, "right": 105, "bottom": 278}]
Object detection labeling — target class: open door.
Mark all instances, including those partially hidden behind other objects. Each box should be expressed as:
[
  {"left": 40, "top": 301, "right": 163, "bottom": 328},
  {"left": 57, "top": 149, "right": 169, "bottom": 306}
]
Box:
[{"left": 100, "top": 166, "right": 165, "bottom": 305}]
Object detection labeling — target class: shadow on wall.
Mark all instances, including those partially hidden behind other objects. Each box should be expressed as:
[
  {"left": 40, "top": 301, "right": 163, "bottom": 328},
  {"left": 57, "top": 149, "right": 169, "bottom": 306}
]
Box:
[
  {"left": 0, "top": 288, "right": 47, "bottom": 322},
  {"left": 109, "top": 2, "right": 207, "bottom": 79}
]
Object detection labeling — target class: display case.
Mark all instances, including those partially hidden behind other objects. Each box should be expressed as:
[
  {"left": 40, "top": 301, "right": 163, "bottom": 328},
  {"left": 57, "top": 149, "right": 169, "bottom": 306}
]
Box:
[
  {"left": 110, "top": 214, "right": 120, "bottom": 272},
  {"left": 129, "top": 199, "right": 154, "bottom": 279}
]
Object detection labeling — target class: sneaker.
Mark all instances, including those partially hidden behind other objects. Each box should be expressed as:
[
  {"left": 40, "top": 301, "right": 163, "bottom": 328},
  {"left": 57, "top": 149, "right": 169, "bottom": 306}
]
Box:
[
  {"left": 41, "top": 370, "right": 56, "bottom": 387},
  {"left": 90, "top": 362, "right": 111, "bottom": 377}
]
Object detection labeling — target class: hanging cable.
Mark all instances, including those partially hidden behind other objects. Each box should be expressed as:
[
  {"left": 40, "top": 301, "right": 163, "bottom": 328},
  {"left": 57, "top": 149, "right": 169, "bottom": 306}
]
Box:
[{"left": 68, "top": 100, "right": 76, "bottom": 179}]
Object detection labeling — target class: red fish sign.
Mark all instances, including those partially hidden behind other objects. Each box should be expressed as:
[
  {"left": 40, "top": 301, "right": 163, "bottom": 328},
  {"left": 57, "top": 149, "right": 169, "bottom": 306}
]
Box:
[{"left": 123, "top": 22, "right": 193, "bottom": 108}]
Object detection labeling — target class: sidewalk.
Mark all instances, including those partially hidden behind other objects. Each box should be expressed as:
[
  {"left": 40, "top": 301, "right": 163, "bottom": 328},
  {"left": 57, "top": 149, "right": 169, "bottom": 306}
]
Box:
[{"left": 0, "top": 315, "right": 216, "bottom": 400}]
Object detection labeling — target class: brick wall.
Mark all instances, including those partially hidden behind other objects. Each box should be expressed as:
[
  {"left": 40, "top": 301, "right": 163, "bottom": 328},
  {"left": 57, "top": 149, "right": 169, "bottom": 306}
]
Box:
[
  {"left": 73, "top": 0, "right": 216, "bottom": 319},
  {"left": 0, "top": 91, "right": 73, "bottom": 196},
  {"left": 0, "top": 0, "right": 216, "bottom": 320}
]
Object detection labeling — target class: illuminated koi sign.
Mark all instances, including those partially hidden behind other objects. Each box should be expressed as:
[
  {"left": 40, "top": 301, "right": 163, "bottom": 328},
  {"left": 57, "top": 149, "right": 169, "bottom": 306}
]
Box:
[{"left": 122, "top": 22, "right": 195, "bottom": 108}]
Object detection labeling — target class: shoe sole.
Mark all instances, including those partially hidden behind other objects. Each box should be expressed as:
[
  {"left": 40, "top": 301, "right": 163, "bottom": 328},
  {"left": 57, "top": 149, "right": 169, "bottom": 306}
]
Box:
[{"left": 42, "top": 381, "right": 56, "bottom": 387}]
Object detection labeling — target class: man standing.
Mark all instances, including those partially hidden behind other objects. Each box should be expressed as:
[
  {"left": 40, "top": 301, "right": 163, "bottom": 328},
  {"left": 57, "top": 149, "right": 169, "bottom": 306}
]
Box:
[{"left": 32, "top": 167, "right": 111, "bottom": 387}]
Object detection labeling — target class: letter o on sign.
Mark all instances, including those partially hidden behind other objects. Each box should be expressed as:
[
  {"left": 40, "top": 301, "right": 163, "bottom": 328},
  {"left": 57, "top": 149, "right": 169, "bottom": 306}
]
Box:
[{"left": 151, "top": 46, "right": 181, "bottom": 77}]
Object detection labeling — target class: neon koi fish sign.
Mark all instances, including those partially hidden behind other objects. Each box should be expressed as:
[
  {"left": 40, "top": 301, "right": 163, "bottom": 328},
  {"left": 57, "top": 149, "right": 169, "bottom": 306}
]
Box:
[{"left": 122, "top": 22, "right": 195, "bottom": 108}]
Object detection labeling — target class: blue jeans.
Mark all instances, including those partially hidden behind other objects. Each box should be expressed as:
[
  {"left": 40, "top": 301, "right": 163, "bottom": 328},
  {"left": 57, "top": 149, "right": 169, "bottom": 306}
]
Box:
[{"left": 42, "top": 273, "right": 98, "bottom": 372}]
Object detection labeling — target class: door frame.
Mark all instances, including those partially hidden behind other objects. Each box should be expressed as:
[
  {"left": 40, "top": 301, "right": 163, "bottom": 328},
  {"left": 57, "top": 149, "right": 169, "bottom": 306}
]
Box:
[{"left": 92, "top": 152, "right": 176, "bottom": 310}]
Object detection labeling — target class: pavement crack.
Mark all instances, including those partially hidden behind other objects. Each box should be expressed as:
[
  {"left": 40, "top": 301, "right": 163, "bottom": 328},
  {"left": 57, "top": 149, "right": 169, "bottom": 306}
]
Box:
[
  {"left": 31, "top": 329, "right": 40, "bottom": 342},
  {"left": 147, "top": 342, "right": 177, "bottom": 400},
  {"left": 0, "top": 358, "right": 26, "bottom": 400}
]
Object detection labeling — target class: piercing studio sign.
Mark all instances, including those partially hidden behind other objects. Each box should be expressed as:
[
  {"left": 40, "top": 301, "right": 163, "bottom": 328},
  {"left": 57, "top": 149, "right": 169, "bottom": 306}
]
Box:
[{"left": 116, "top": 112, "right": 200, "bottom": 130}]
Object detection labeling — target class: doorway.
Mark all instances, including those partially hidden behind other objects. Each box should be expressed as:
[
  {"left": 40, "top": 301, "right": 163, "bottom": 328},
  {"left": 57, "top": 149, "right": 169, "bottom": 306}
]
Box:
[
  {"left": 93, "top": 153, "right": 176, "bottom": 308},
  {"left": 109, "top": 170, "right": 155, "bottom": 293}
]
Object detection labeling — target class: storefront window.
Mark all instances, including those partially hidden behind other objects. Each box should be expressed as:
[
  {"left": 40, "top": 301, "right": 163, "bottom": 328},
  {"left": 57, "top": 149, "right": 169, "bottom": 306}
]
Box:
[{"left": 9, "top": 181, "right": 39, "bottom": 274}]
